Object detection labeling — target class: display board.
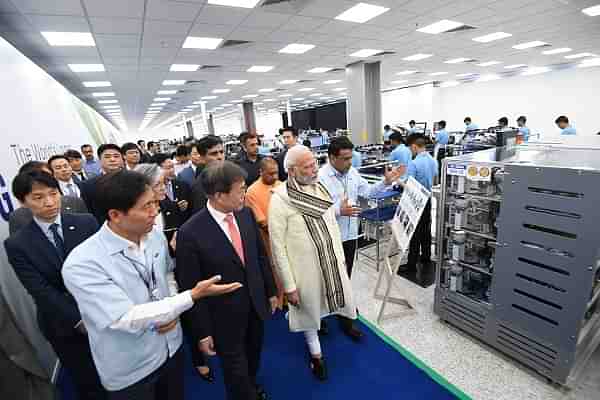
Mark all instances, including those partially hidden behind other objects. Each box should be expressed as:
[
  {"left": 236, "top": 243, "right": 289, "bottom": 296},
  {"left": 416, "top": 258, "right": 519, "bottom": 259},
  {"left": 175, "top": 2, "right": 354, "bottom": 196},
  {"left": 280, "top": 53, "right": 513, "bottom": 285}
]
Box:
[{"left": 391, "top": 177, "right": 432, "bottom": 251}]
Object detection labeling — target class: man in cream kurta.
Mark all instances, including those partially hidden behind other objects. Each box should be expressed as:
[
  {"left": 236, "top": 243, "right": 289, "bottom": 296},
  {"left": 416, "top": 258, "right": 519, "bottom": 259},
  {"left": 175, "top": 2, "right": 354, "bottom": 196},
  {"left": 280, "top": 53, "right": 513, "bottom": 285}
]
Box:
[{"left": 268, "top": 145, "right": 355, "bottom": 381}]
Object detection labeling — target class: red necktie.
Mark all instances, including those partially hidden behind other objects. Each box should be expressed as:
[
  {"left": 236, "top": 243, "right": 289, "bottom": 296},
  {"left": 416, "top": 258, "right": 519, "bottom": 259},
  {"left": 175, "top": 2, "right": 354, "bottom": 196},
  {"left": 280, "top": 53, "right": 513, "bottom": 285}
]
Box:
[{"left": 225, "top": 214, "right": 245, "bottom": 265}]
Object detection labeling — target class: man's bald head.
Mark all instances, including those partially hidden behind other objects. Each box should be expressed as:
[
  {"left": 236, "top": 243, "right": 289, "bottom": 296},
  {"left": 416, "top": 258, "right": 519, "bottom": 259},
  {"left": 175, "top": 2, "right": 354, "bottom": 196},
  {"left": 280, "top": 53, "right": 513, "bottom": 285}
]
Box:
[{"left": 259, "top": 157, "right": 279, "bottom": 186}]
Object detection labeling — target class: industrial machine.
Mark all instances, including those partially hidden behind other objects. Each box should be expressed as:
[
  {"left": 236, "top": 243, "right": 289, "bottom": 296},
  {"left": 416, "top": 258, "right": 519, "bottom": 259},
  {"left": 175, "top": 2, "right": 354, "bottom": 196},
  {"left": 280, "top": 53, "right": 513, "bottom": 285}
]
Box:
[{"left": 434, "top": 144, "right": 600, "bottom": 386}]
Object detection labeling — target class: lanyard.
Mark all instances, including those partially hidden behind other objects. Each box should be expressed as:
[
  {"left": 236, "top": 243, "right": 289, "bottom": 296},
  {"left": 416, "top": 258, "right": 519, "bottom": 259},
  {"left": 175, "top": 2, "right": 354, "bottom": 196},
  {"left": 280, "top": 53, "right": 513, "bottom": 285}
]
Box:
[{"left": 123, "top": 252, "right": 161, "bottom": 301}]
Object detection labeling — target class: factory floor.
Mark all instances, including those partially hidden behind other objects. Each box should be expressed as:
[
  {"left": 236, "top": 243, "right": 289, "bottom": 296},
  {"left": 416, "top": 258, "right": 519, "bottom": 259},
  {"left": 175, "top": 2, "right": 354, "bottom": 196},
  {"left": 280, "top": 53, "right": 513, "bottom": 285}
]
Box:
[{"left": 352, "top": 249, "right": 600, "bottom": 400}]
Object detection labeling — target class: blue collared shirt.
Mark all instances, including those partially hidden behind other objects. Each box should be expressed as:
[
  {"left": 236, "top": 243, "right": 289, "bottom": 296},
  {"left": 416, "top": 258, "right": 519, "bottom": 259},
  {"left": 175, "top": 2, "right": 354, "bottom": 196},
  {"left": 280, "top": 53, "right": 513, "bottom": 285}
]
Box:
[
  {"left": 33, "top": 214, "right": 62, "bottom": 246},
  {"left": 407, "top": 152, "right": 438, "bottom": 190},
  {"left": 561, "top": 126, "right": 577, "bottom": 135},
  {"left": 383, "top": 129, "right": 393, "bottom": 141},
  {"left": 352, "top": 150, "right": 362, "bottom": 168},
  {"left": 62, "top": 224, "right": 181, "bottom": 391},
  {"left": 407, "top": 127, "right": 418, "bottom": 134},
  {"left": 389, "top": 144, "right": 412, "bottom": 180},
  {"left": 518, "top": 126, "right": 530, "bottom": 141},
  {"left": 84, "top": 159, "right": 102, "bottom": 177},
  {"left": 465, "top": 123, "right": 479, "bottom": 132},
  {"left": 318, "top": 163, "right": 389, "bottom": 241},
  {"left": 436, "top": 129, "right": 449, "bottom": 145}
]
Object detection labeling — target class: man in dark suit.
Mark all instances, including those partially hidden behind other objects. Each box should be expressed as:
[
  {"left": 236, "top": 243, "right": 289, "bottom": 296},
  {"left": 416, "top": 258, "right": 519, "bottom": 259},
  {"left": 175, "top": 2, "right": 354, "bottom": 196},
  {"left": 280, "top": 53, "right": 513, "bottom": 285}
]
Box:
[
  {"left": 178, "top": 140, "right": 206, "bottom": 187},
  {"left": 190, "top": 136, "right": 225, "bottom": 213},
  {"left": 48, "top": 154, "right": 84, "bottom": 198},
  {"left": 177, "top": 161, "right": 277, "bottom": 400},
  {"left": 276, "top": 127, "right": 299, "bottom": 182},
  {"left": 234, "top": 132, "right": 263, "bottom": 187},
  {"left": 4, "top": 171, "right": 105, "bottom": 400},
  {"left": 80, "top": 143, "right": 124, "bottom": 223}
]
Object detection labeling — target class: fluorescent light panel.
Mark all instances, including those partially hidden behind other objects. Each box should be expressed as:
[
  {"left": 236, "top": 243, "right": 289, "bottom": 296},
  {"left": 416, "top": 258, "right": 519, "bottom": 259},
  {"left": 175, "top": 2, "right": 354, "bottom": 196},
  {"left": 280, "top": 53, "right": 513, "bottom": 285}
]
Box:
[
  {"left": 298, "top": 88, "right": 315, "bottom": 92},
  {"left": 207, "top": 0, "right": 261, "bottom": 8},
  {"left": 335, "top": 3, "right": 389, "bottom": 24},
  {"left": 247, "top": 65, "right": 274, "bottom": 72},
  {"left": 417, "top": 20, "right": 464, "bottom": 34},
  {"left": 579, "top": 58, "right": 600, "bottom": 67},
  {"left": 212, "top": 89, "right": 230, "bottom": 93},
  {"left": 403, "top": 53, "right": 433, "bottom": 61},
  {"left": 98, "top": 99, "right": 118, "bottom": 104},
  {"left": 279, "top": 80, "right": 298, "bottom": 84},
  {"left": 565, "top": 52, "right": 596, "bottom": 59},
  {"left": 201, "top": 96, "right": 217, "bottom": 99},
  {"left": 92, "top": 92, "right": 115, "bottom": 97},
  {"left": 542, "top": 47, "right": 572, "bottom": 55},
  {"left": 157, "top": 90, "right": 177, "bottom": 95},
  {"left": 333, "top": 87, "right": 346, "bottom": 91},
  {"left": 472, "top": 32, "right": 512, "bottom": 43},
  {"left": 170, "top": 64, "right": 199, "bottom": 72},
  {"left": 444, "top": 57, "right": 471, "bottom": 64},
  {"left": 259, "top": 88, "right": 275, "bottom": 92},
  {"left": 154, "top": 97, "right": 171, "bottom": 101},
  {"left": 582, "top": 5, "right": 600, "bottom": 16},
  {"left": 41, "top": 31, "right": 95, "bottom": 46},
  {"left": 324, "top": 80, "right": 341, "bottom": 84},
  {"left": 397, "top": 70, "right": 418, "bottom": 75},
  {"left": 521, "top": 66, "right": 551, "bottom": 76},
  {"left": 226, "top": 80, "right": 248, "bottom": 85},
  {"left": 83, "top": 81, "right": 111, "bottom": 87},
  {"left": 477, "top": 61, "right": 501, "bottom": 67},
  {"left": 350, "top": 49, "right": 383, "bottom": 57},
  {"left": 162, "top": 80, "right": 186, "bottom": 86},
  {"left": 477, "top": 74, "right": 501, "bottom": 82},
  {"left": 279, "top": 44, "right": 315, "bottom": 54},
  {"left": 243, "top": 94, "right": 258, "bottom": 98},
  {"left": 512, "top": 41, "right": 548, "bottom": 50},
  {"left": 68, "top": 64, "right": 104, "bottom": 72},
  {"left": 429, "top": 72, "right": 448, "bottom": 76},
  {"left": 307, "top": 67, "right": 333, "bottom": 73},
  {"left": 504, "top": 64, "right": 527, "bottom": 69},
  {"left": 182, "top": 36, "right": 223, "bottom": 49},
  {"left": 456, "top": 73, "right": 477, "bottom": 77}
]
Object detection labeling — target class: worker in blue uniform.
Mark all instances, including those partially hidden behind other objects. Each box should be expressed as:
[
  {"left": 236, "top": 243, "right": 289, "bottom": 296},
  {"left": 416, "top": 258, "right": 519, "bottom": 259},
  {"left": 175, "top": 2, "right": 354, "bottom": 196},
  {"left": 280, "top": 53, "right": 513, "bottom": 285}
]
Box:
[
  {"left": 555, "top": 115, "right": 577, "bottom": 135},
  {"left": 435, "top": 120, "right": 449, "bottom": 175},
  {"left": 517, "top": 116, "right": 530, "bottom": 141},
  {"left": 407, "top": 120, "right": 418, "bottom": 134},
  {"left": 388, "top": 132, "right": 412, "bottom": 181},
  {"left": 398, "top": 135, "right": 438, "bottom": 274},
  {"left": 464, "top": 117, "right": 479, "bottom": 133}
]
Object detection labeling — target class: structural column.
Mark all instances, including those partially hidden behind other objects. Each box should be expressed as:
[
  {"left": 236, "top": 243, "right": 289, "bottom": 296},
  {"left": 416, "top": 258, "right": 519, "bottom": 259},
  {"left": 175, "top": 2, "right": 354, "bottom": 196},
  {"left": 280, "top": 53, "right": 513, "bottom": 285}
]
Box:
[
  {"left": 242, "top": 101, "right": 256, "bottom": 134},
  {"left": 207, "top": 113, "right": 215, "bottom": 136},
  {"left": 346, "top": 61, "right": 382, "bottom": 145}
]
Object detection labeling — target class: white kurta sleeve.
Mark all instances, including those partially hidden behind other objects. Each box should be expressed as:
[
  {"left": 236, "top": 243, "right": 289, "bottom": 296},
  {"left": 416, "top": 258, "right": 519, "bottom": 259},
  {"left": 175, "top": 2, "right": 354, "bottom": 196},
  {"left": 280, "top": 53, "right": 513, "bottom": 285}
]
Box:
[{"left": 268, "top": 194, "right": 297, "bottom": 294}]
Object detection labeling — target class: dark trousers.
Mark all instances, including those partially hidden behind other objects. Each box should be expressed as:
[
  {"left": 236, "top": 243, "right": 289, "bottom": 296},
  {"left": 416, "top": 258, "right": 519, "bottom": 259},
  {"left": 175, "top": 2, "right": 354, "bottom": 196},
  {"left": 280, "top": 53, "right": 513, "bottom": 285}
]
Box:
[
  {"left": 342, "top": 239, "right": 357, "bottom": 278},
  {"left": 407, "top": 200, "right": 432, "bottom": 269},
  {"left": 215, "top": 307, "right": 264, "bottom": 400},
  {"left": 107, "top": 348, "right": 184, "bottom": 400},
  {"left": 49, "top": 331, "right": 105, "bottom": 400},
  {"left": 188, "top": 337, "right": 208, "bottom": 368}
]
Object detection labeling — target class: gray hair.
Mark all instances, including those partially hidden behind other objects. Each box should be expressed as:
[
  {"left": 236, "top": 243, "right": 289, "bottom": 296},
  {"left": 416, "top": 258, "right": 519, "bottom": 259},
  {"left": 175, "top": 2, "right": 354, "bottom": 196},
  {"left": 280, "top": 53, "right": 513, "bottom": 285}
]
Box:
[
  {"left": 133, "top": 163, "right": 162, "bottom": 185},
  {"left": 285, "top": 145, "right": 312, "bottom": 169},
  {"left": 201, "top": 161, "right": 247, "bottom": 196}
]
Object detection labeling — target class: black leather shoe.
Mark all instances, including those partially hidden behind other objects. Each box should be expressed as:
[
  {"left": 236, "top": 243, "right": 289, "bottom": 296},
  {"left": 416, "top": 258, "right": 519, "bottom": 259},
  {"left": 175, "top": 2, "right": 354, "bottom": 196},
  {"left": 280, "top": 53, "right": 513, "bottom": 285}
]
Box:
[
  {"left": 195, "top": 367, "right": 215, "bottom": 383},
  {"left": 309, "top": 357, "right": 328, "bottom": 381},
  {"left": 343, "top": 325, "right": 364, "bottom": 342},
  {"left": 256, "top": 384, "right": 268, "bottom": 400},
  {"left": 318, "top": 319, "right": 329, "bottom": 336},
  {"left": 397, "top": 264, "right": 416, "bottom": 275}
]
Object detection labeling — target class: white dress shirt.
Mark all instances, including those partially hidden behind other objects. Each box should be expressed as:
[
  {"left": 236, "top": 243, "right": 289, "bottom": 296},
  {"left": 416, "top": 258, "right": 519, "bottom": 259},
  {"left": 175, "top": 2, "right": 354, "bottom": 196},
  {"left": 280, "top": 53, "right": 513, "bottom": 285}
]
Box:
[
  {"left": 59, "top": 179, "right": 81, "bottom": 198},
  {"left": 206, "top": 201, "right": 240, "bottom": 244}
]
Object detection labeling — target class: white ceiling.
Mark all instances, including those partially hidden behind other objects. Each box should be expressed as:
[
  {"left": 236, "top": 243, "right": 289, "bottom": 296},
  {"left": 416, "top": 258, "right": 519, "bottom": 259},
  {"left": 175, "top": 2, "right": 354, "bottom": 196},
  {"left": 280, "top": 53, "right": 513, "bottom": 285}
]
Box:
[{"left": 0, "top": 0, "right": 599, "bottom": 132}]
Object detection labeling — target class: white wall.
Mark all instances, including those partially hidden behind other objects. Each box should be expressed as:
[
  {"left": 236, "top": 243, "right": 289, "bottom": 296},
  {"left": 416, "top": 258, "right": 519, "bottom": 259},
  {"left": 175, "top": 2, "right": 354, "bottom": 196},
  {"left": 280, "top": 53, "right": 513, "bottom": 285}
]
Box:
[
  {"left": 382, "top": 83, "right": 434, "bottom": 129},
  {"left": 0, "top": 36, "right": 125, "bottom": 377},
  {"left": 433, "top": 67, "right": 600, "bottom": 138}
]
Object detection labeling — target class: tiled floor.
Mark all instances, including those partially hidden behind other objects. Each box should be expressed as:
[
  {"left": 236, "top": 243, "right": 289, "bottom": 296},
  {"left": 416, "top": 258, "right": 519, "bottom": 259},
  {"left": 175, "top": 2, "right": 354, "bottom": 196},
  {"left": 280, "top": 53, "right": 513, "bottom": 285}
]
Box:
[{"left": 351, "top": 254, "right": 600, "bottom": 400}]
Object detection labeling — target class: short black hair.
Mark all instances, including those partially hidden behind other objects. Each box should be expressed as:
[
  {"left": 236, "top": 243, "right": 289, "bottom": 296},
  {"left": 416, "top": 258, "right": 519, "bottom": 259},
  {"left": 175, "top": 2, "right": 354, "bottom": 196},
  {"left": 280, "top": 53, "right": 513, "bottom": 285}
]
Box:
[
  {"left": 137, "top": 140, "right": 145, "bottom": 146},
  {"left": 175, "top": 144, "right": 190, "bottom": 157},
  {"left": 302, "top": 139, "right": 312, "bottom": 148},
  {"left": 12, "top": 171, "right": 60, "bottom": 202},
  {"left": 64, "top": 149, "right": 83, "bottom": 160},
  {"left": 197, "top": 135, "right": 223, "bottom": 156},
  {"left": 81, "top": 144, "right": 92, "bottom": 151},
  {"left": 498, "top": 117, "right": 508, "bottom": 126},
  {"left": 18, "top": 161, "right": 48, "bottom": 174},
  {"left": 95, "top": 170, "right": 151, "bottom": 221},
  {"left": 202, "top": 161, "right": 247, "bottom": 196},
  {"left": 409, "top": 120, "right": 416, "bottom": 125},
  {"left": 389, "top": 132, "right": 404, "bottom": 144},
  {"left": 97, "top": 143, "right": 122, "bottom": 158},
  {"left": 147, "top": 141, "right": 157, "bottom": 149},
  {"left": 555, "top": 115, "right": 569, "bottom": 124},
  {"left": 328, "top": 136, "right": 354, "bottom": 157},
  {"left": 120, "top": 142, "right": 139, "bottom": 155},
  {"left": 47, "top": 155, "right": 69, "bottom": 170},
  {"left": 152, "top": 153, "right": 171, "bottom": 166},
  {"left": 411, "top": 135, "right": 427, "bottom": 148},
  {"left": 384, "top": 125, "right": 391, "bottom": 130},
  {"left": 438, "top": 120, "right": 447, "bottom": 129},
  {"left": 282, "top": 127, "right": 298, "bottom": 137},
  {"left": 517, "top": 116, "right": 527, "bottom": 123},
  {"left": 464, "top": 117, "right": 472, "bottom": 123}
]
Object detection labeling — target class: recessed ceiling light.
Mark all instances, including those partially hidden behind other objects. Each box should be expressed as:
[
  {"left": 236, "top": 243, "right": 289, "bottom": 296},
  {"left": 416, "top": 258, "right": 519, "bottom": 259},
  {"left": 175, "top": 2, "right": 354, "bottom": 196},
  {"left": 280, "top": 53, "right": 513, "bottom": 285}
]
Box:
[
  {"left": 397, "top": 70, "right": 418, "bottom": 75},
  {"left": 429, "top": 72, "right": 448, "bottom": 76},
  {"left": 565, "top": 52, "right": 596, "bottom": 59},
  {"left": 220, "top": 104, "right": 232, "bottom": 107},
  {"left": 476, "top": 74, "right": 501, "bottom": 82},
  {"left": 444, "top": 58, "right": 471, "bottom": 64},
  {"left": 307, "top": 67, "right": 333, "bottom": 73},
  {"left": 68, "top": 64, "right": 105, "bottom": 72},
  {"left": 310, "top": 93, "right": 324, "bottom": 97},
  {"left": 157, "top": 90, "right": 177, "bottom": 95},
  {"left": 226, "top": 80, "right": 248, "bottom": 85},
  {"left": 83, "top": 81, "right": 111, "bottom": 87},
  {"left": 456, "top": 73, "right": 477, "bottom": 77},
  {"left": 292, "top": 98, "right": 305, "bottom": 101},
  {"left": 212, "top": 89, "right": 230, "bottom": 93},
  {"left": 279, "top": 44, "right": 315, "bottom": 54},
  {"left": 350, "top": 49, "right": 383, "bottom": 57},
  {"left": 504, "top": 64, "right": 527, "bottom": 69},
  {"left": 208, "top": 0, "right": 261, "bottom": 8},
  {"left": 521, "top": 66, "right": 551, "bottom": 76},
  {"left": 151, "top": 103, "right": 166, "bottom": 106},
  {"left": 472, "top": 32, "right": 512, "bottom": 43},
  {"left": 231, "top": 100, "right": 244, "bottom": 103},
  {"left": 154, "top": 97, "right": 171, "bottom": 101},
  {"left": 103, "top": 105, "right": 120, "bottom": 109},
  {"left": 247, "top": 65, "right": 274, "bottom": 73},
  {"left": 98, "top": 99, "right": 118, "bottom": 104},
  {"left": 279, "top": 94, "right": 293, "bottom": 97},
  {"left": 92, "top": 92, "right": 115, "bottom": 97},
  {"left": 441, "top": 81, "right": 460, "bottom": 87},
  {"left": 279, "top": 80, "right": 299, "bottom": 84},
  {"left": 41, "top": 32, "right": 95, "bottom": 46},
  {"left": 542, "top": 47, "right": 572, "bottom": 55},
  {"left": 182, "top": 36, "right": 223, "bottom": 49},
  {"left": 582, "top": 5, "right": 600, "bottom": 16},
  {"left": 170, "top": 64, "right": 199, "bottom": 72},
  {"left": 417, "top": 20, "right": 464, "bottom": 34},
  {"left": 333, "top": 87, "right": 346, "bottom": 91},
  {"left": 579, "top": 57, "right": 600, "bottom": 67},
  {"left": 259, "top": 88, "right": 275, "bottom": 92},
  {"left": 391, "top": 80, "right": 408, "bottom": 84},
  {"left": 298, "top": 88, "right": 315, "bottom": 92},
  {"left": 477, "top": 61, "right": 501, "bottom": 67},
  {"left": 512, "top": 41, "right": 548, "bottom": 50},
  {"left": 162, "top": 80, "right": 186, "bottom": 86},
  {"left": 324, "top": 80, "right": 342, "bottom": 84},
  {"left": 243, "top": 94, "right": 258, "bottom": 98},
  {"left": 303, "top": 100, "right": 313, "bottom": 104},
  {"left": 263, "top": 99, "right": 276, "bottom": 102},
  {"left": 201, "top": 96, "right": 217, "bottom": 100},
  {"left": 148, "top": 107, "right": 162, "bottom": 111},
  {"left": 320, "top": 97, "right": 332, "bottom": 100},
  {"left": 186, "top": 105, "right": 199, "bottom": 109},
  {"left": 335, "top": 3, "right": 389, "bottom": 24},
  {"left": 402, "top": 53, "right": 433, "bottom": 61}
]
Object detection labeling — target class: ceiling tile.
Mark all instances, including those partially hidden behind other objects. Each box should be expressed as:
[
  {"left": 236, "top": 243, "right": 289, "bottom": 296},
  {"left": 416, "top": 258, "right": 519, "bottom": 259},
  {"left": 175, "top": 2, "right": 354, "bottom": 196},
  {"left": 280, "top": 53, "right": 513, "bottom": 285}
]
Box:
[
  {"left": 195, "top": 5, "right": 252, "bottom": 26},
  {"left": 0, "top": 13, "right": 34, "bottom": 33},
  {"left": 298, "top": 0, "right": 356, "bottom": 19},
  {"left": 84, "top": 0, "right": 144, "bottom": 18},
  {"left": 241, "top": 10, "right": 292, "bottom": 29},
  {"left": 14, "top": 0, "right": 84, "bottom": 15},
  {"left": 24, "top": 15, "right": 89, "bottom": 32},
  {"left": 265, "top": 28, "right": 305, "bottom": 43},
  {"left": 227, "top": 27, "right": 272, "bottom": 42},
  {"left": 89, "top": 17, "right": 142, "bottom": 35},
  {"left": 280, "top": 15, "right": 328, "bottom": 32},
  {"left": 100, "top": 46, "right": 140, "bottom": 57},
  {"left": 0, "top": 0, "right": 18, "bottom": 13},
  {"left": 142, "top": 34, "right": 185, "bottom": 49},
  {"left": 145, "top": 0, "right": 203, "bottom": 22},
  {"left": 94, "top": 34, "right": 140, "bottom": 48},
  {"left": 143, "top": 19, "right": 192, "bottom": 36},
  {"left": 189, "top": 22, "right": 233, "bottom": 37}
]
